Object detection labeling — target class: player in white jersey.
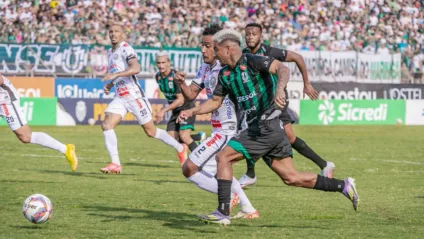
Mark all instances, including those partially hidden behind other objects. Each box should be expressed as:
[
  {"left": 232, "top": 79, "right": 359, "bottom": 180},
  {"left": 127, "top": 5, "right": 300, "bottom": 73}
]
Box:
[
  {"left": 0, "top": 73, "right": 78, "bottom": 171},
  {"left": 99, "top": 24, "right": 188, "bottom": 174},
  {"left": 174, "top": 25, "right": 258, "bottom": 219}
]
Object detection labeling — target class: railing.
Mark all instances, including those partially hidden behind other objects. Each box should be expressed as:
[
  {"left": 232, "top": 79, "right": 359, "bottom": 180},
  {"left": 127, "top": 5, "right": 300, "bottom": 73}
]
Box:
[{"left": 0, "top": 43, "right": 421, "bottom": 83}]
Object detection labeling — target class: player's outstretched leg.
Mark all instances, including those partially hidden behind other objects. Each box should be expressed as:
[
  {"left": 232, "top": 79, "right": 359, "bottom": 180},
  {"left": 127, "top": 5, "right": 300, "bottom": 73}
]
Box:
[
  {"left": 14, "top": 125, "right": 78, "bottom": 172},
  {"left": 100, "top": 112, "right": 122, "bottom": 174},
  {"left": 190, "top": 132, "right": 207, "bottom": 142},
  {"left": 270, "top": 156, "right": 359, "bottom": 211},
  {"left": 179, "top": 129, "right": 198, "bottom": 152},
  {"left": 285, "top": 123, "right": 335, "bottom": 177},
  {"left": 183, "top": 158, "right": 258, "bottom": 217},
  {"left": 142, "top": 120, "right": 187, "bottom": 166}
]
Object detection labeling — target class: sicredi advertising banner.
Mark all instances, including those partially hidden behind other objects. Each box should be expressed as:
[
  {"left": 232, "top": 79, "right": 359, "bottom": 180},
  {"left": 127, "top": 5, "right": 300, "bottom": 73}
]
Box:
[
  {"left": 299, "top": 100, "right": 405, "bottom": 125},
  {"left": 7, "top": 77, "right": 54, "bottom": 97},
  {"left": 0, "top": 98, "right": 57, "bottom": 126},
  {"left": 55, "top": 78, "right": 145, "bottom": 99}
]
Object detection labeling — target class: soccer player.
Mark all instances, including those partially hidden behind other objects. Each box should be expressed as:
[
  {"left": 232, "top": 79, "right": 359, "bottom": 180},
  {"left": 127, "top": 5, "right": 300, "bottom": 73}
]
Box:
[
  {"left": 0, "top": 73, "right": 78, "bottom": 171},
  {"left": 178, "top": 29, "right": 359, "bottom": 225},
  {"left": 100, "top": 24, "right": 187, "bottom": 174},
  {"left": 174, "top": 24, "right": 258, "bottom": 219},
  {"left": 238, "top": 23, "right": 335, "bottom": 188},
  {"left": 154, "top": 52, "right": 206, "bottom": 153}
]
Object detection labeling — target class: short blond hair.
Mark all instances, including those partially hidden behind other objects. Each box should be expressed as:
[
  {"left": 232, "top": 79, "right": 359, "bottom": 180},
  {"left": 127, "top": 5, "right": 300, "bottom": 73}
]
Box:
[{"left": 212, "top": 29, "right": 242, "bottom": 45}]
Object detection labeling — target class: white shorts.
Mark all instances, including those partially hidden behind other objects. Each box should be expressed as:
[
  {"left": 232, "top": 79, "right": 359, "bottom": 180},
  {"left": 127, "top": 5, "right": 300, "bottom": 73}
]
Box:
[
  {"left": 105, "top": 97, "right": 153, "bottom": 125},
  {"left": 0, "top": 100, "right": 27, "bottom": 131},
  {"left": 189, "top": 132, "right": 232, "bottom": 176}
]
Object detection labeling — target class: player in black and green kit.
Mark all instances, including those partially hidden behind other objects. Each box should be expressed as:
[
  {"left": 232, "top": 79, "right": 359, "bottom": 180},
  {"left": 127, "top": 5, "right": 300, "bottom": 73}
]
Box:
[
  {"left": 155, "top": 52, "right": 205, "bottom": 162},
  {"left": 238, "top": 23, "right": 335, "bottom": 188},
  {"left": 178, "top": 29, "right": 359, "bottom": 225}
]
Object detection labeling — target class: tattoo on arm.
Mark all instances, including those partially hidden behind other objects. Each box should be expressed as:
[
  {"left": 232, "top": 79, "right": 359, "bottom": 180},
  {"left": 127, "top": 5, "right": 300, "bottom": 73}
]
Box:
[{"left": 276, "top": 63, "right": 290, "bottom": 96}]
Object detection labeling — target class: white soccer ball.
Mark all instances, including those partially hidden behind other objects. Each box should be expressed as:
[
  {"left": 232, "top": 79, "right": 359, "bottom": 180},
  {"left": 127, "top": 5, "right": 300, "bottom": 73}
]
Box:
[
  {"left": 22, "top": 194, "right": 53, "bottom": 224},
  {"left": 88, "top": 118, "right": 96, "bottom": 126}
]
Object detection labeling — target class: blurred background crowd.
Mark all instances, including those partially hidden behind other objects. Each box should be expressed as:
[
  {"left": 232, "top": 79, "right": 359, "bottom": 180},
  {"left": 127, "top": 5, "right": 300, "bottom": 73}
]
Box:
[{"left": 0, "top": 0, "right": 423, "bottom": 81}]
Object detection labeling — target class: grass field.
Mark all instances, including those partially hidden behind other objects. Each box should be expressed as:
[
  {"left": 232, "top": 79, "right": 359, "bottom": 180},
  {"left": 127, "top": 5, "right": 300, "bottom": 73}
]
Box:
[{"left": 1, "top": 125, "right": 423, "bottom": 238}]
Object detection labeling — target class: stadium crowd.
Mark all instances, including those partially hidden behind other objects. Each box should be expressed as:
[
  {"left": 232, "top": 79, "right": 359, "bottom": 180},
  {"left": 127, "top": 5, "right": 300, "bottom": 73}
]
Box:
[{"left": 0, "top": 0, "right": 423, "bottom": 80}]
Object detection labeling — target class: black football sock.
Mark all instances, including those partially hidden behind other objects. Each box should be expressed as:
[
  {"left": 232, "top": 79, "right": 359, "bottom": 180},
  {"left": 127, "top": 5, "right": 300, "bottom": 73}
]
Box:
[
  {"left": 292, "top": 137, "right": 327, "bottom": 170},
  {"left": 217, "top": 179, "right": 232, "bottom": 216},
  {"left": 246, "top": 164, "right": 256, "bottom": 178},
  {"left": 188, "top": 141, "right": 198, "bottom": 151},
  {"left": 314, "top": 175, "right": 344, "bottom": 192},
  {"left": 191, "top": 134, "right": 201, "bottom": 141}
]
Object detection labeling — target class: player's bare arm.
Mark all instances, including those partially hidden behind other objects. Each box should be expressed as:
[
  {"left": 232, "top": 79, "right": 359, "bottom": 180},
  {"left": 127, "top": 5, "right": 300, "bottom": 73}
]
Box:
[
  {"left": 0, "top": 73, "right": 4, "bottom": 85},
  {"left": 103, "top": 58, "right": 140, "bottom": 82},
  {"left": 177, "top": 95, "right": 223, "bottom": 123},
  {"left": 285, "top": 51, "right": 318, "bottom": 100},
  {"left": 156, "top": 93, "right": 185, "bottom": 123},
  {"left": 174, "top": 71, "right": 202, "bottom": 101},
  {"left": 269, "top": 60, "right": 290, "bottom": 109}
]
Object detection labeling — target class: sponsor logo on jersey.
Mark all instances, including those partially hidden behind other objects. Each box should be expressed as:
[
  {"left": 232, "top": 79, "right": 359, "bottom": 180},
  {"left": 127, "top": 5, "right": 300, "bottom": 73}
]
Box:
[
  {"left": 206, "top": 133, "right": 222, "bottom": 147},
  {"left": 237, "top": 91, "right": 257, "bottom": 103},
  {"left": 114, "top": 54, "right": 119, "bottom": 60},
  {"left": 1, "top": 104, "right": 9, "bottom": 116},
  {"left": 211, "top": 119, "right": 222, "bottom": 128}
]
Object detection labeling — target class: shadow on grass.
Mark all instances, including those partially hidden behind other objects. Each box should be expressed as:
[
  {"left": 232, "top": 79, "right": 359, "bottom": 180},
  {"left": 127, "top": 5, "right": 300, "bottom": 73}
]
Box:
[
  {"left": 18, "top": 169, "right": 136, "bottom": 180},
  {"left": 132, "top": 178, "right": 191, "bottom": 185},
  {"left": 416, "top": 196, "right": 424, "bottom": 199},
  {"left": 83, "top": 205, "right": 325, "bottom": 231},
  {"left": 0, "top": 180, "right": 57, "bottom": 184},
  {"left": 83, "top": 205, "right": 217, "bottom": 234},
  {"left": 12, "top": 225, "right": 43, "bottom": 229},
  {"left": 125, "top": 162, "right": 175, "bottom": 169}
]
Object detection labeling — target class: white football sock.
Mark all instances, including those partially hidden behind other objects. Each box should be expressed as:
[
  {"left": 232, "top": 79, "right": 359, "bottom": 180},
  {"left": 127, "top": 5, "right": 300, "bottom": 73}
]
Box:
[
  {"left": 103, "top": 130, "right": 120, "bottom": 165},
  {"left": 187, "top": 171, "right": 218, "bottom": 193},
  {"left": 231, "top": 177, "right": 255, "bottom": 211},
  {"left": 154, "top": 128, "right": 183, "bottom": 152},
  {"left": 30, "top": 132, "right": 67, "bottom": 154}
]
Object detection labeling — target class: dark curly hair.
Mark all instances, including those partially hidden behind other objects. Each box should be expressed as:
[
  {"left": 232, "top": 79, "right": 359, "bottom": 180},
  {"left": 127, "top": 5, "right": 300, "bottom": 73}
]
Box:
[
  {"left": 245, "top": 23, "right": 262, "bottom": 32},
  {"left": 202, "top": 24, "right": 223, "bottom": 36}
]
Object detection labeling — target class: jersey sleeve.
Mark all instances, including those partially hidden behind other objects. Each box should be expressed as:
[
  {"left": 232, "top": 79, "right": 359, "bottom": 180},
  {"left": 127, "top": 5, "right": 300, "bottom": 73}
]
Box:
[
  {"left": 246, "top": 54, "right": 275, "bottom": 74},
  {"left": 213, "top": 70, "right": 229, "bottom": 97},
  {"left": 191, "top": 65, "right": 205, "bottom": 90},
  {"left": 122, "top": 44, "right": 137, "bottom": 63},
  {"left": 266, "top": 46, "right": 288, "bottom": 62}
]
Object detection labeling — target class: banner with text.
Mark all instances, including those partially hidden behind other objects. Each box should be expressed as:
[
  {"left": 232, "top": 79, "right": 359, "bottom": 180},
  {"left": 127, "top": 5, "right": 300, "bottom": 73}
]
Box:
[
  {"left": 1, "top": 44, "right": 400, "bottom": 82},
  {"left": 57, "top": 98, "right": 211, "bottom": 125},
  {"left": 311, "top": 82, "right": 424, "bottom": 100},
  {"left": 55, "top": 78, "right": 145, "bottom": 99},
  {"left": 299, "top": 100, "right": 405, "bottom": 125},
  {"left": 0, "top": 98, "right": 57, "bottom": 126},
  {"left": 7, "top": 77, "right": 55, "bottom": 97}
]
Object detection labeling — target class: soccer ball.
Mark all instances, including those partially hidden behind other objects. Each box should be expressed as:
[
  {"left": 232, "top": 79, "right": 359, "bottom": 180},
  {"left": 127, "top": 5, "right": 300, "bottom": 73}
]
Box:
[{"left": 22, "top": 194, "right": 53, "bottom": 224}]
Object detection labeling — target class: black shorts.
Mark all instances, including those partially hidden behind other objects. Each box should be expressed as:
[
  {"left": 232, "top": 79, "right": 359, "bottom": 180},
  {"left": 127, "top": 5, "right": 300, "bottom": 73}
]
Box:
[
  {"left": 227, "top": 117, "right": 293, "bottom": 167},
  {"left": 166, "top": 112, "right": 196, "bottom": 132},
  {"left": 279, "top": 99, "right": 295, "bottom": 125}
]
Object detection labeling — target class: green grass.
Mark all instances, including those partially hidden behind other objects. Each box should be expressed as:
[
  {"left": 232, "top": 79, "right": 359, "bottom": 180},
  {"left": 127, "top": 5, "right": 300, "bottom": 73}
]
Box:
[{"left": 0, "top": 125, "right": 423, "bottom": 238}]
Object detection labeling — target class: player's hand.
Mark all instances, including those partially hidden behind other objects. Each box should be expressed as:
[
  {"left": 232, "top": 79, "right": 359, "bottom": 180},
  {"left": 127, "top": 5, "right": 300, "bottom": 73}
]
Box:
[
  {"left": 155, "top": 110, "right": 165, "bottom": 123},
  {"left": 304, "top": 83, "right": 318, "bottom": 100},
  {"left": 104, "top": 83, "right": 113, "bottom": 95},
  {"left": 174, "top": 71, "right": 186, "bottom": 84},
  {"left": 102, "top": 73, "right": 118, "bottom": 82},
  {"left": 274, "top": 91, "right": 286, "bottom": 109},
  {"left": 177, "top": 110, "right": 192, "bottom": 123}
]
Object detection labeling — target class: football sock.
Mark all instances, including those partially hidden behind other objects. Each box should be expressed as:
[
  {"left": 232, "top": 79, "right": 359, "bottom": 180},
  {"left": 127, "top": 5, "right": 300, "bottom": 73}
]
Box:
[
  {"left": 103, "top": 130, "right": 120, "bottom": 165},
  {"left": 187, "top": 172, "right": 218, "bottom": 193},
  {"left": 246, "top": 166, "right": 256, "bottom": 178},
  {"left": 314, "top": 175, "right": 345, "bottom": 192},
  {"left": 231, "top": 177, "right": 254, "bottom": 209},
  {"left": 191, "top": 134, "right": 201, "bottom": 141},
  {"left": 188, "top": 141, "right": 198, "bottom": 151},
  {"left": 30, "top": 132, "right": 67, "bottom": 154},
  {"left": 217, "top": 179, "right": 232, "bottom": 216},
  {"left": 292, "top": 137, "right": 327, "bottom": 170},
  {"left": 154, "top": 128, "right": 183, "bottom": 152}
]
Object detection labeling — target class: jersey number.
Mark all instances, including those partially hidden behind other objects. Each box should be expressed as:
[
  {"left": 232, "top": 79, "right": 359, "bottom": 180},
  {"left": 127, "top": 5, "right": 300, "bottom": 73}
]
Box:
[
  {"left": 140, "top": 109, "right": 147, "bottom": 116},
  {"left": 6, "top": 116, "right": 14, "bottom": 123}
]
